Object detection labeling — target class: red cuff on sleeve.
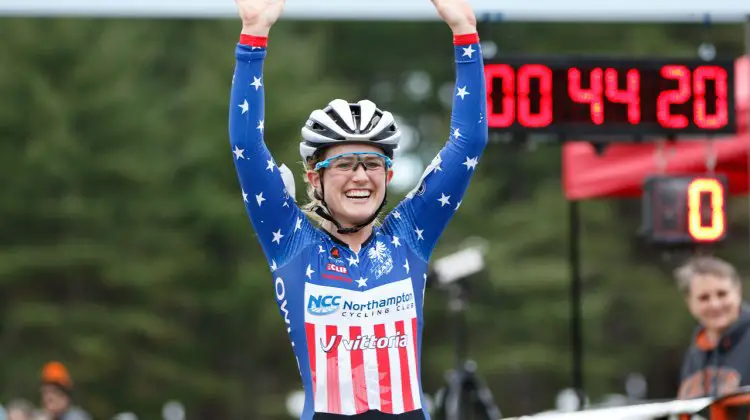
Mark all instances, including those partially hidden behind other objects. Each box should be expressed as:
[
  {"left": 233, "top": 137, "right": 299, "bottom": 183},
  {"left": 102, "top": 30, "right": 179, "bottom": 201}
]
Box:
[
  {"left": 240, "top": 34, "right": 269, "bottom": 48},
  {"left": 453, "top": 33, "right": 479, "bottom": 45}
]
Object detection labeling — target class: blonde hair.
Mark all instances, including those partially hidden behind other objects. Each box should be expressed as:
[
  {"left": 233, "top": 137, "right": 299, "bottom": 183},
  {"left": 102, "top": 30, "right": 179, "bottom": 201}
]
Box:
[
  {"left": 673, "top": 255, "right": 741, "bottom": 295},
  {"left": 300, "top": 151, "right": 386, "bottom": 229},
  {"left": 300, "top": 154, "right": 327, "bottom": 227}
]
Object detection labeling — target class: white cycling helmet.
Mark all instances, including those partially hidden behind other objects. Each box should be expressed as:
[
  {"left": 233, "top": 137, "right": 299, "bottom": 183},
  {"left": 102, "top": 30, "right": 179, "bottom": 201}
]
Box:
[{"left": 300, "top": 99, "right": 401, "bottom": 164}]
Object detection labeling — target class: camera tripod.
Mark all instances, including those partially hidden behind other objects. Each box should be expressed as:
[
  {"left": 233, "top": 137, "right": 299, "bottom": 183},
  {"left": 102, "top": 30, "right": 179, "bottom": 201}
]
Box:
[{"left": 432, "top": 281, "right": 501, "bottom": 420}]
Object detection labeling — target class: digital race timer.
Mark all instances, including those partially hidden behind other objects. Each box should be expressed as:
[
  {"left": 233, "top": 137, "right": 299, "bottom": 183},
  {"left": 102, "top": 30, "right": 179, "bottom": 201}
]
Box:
[
  {"left": 484, "top": 57, "right": 737, "bottom": 136},
  {"left": 641, "top": 175, "right": 728, "bottom": 245}
]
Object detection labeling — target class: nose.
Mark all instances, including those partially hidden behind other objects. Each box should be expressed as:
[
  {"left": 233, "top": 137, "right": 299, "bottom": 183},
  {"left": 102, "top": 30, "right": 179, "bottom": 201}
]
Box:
[
  {"left": 351, "top": 164, "right": 369, "bottom": 180},
  {"left": 707, "top": 296, "right": 724, "bottom": 310}
]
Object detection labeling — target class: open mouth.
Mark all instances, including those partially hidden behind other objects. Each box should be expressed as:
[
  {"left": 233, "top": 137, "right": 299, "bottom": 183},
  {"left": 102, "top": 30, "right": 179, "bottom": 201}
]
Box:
[{"left": 345, "top": 189, "right": 372, "bottom": 201}]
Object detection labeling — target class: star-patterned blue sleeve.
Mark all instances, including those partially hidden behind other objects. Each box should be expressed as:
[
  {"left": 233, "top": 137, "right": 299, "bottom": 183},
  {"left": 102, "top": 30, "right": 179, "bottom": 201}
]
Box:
[
  {"left": 385, "top": 35, "right": 488, "bottom": 261},
  {"left": 228, "top": 41, "right": 317, "bottom": 270}
]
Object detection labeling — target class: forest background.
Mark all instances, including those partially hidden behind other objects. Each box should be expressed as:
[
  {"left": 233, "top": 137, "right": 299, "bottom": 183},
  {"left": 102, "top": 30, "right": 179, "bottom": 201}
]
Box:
[{"left": 0, "top": 15, "right": 748, "bottom": 419}]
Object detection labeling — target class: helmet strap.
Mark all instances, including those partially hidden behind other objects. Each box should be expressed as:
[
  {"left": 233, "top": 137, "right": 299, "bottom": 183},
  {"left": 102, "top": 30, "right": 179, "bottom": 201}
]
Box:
[{"left": 312, "top": 172, "right": 388, "bottom": 235}]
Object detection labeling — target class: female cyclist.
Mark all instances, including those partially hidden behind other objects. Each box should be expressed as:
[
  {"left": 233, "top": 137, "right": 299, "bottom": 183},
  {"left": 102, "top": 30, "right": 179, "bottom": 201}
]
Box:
[{"left": 228, "top": 0, "right": 487, "bottom": 418}]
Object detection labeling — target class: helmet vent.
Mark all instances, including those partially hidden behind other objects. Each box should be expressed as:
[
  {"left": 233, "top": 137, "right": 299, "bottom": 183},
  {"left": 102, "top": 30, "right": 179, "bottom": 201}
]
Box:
[
  {"left": 324, "top": 108, "right": 356, "bottom": 134},
  {"left": 351, "top": 105, "right": 362, "bottom": 133},
  {"left": 365, "top": 114, "right": 381, "bottom": 131}
]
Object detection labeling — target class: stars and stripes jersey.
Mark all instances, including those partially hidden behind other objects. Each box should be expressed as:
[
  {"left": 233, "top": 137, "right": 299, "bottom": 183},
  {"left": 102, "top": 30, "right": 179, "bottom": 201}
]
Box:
[{"left": 228, "top": 33, "right": 487, "bottom": 420}]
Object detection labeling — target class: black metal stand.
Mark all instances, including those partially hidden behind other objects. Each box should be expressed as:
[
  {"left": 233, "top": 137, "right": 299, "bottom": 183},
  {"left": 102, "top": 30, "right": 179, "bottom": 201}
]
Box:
[
  {"left": 568, "top": 200, "right": 585, "bottom": 409},
  {"left": 433, "top": 282, "right": 502, "bottom": 420}
]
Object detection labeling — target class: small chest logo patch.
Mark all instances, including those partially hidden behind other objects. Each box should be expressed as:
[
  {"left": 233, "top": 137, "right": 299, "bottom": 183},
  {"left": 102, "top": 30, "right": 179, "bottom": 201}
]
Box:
[{"left": 326, "top": 263, "right": 348, "bottom": 274}]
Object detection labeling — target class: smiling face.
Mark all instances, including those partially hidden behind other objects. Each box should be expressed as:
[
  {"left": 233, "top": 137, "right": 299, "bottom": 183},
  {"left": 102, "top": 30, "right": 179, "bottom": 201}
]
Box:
[
  {"left": 307, "top": 143, "right": 394, "bottom": 228},
  {"left": 686, "top": 274, "right": 742, "bottom": 334}
]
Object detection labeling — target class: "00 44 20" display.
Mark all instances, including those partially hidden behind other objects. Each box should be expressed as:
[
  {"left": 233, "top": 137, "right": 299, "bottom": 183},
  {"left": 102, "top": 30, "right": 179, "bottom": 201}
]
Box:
[{"left": 484, "top": 56, "right": 738, "bottom": 136}]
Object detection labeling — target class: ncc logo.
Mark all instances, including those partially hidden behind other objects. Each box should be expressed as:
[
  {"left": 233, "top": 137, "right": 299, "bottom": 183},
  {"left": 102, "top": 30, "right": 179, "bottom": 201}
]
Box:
[{"left": 307, "top": 295, "right": 342, "bottom": 316}]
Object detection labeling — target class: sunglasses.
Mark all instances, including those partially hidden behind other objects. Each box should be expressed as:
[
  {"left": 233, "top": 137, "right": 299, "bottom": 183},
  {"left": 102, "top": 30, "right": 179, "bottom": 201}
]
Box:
[{"left": 314, "top": 152, "right": 393, "bottom": 173}]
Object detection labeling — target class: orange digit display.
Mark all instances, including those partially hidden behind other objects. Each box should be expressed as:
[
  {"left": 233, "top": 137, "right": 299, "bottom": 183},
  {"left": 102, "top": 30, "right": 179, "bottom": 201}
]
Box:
[{"left": 687, "top": 178, "right": 726, "bottom": 241}]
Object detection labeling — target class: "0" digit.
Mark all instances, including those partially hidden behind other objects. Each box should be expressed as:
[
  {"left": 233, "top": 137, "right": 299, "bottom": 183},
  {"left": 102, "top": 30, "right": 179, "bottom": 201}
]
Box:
[{"left": 687, "top": 178, "right": 726, "bottom": 241}]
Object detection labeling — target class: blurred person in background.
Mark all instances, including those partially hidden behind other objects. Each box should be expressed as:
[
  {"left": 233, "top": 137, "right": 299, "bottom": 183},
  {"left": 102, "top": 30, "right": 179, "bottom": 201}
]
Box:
[
  {"left": 228, "top": 0, "right": 486, "bottom": 418},
  {"left": 675, "top": 256, "right": 750, "bottom": 399},
  {"left": 38, "top": 362, "right": 91, "bottom": 420},
  {"left": 6, "top": 399, "right": 35, "bottom": 420}
]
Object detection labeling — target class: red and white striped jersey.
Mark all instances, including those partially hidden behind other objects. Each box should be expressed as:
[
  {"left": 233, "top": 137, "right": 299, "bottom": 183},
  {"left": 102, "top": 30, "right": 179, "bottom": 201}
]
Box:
[{"left": 305, "top": 280, "right": 422, "bottom": 415}]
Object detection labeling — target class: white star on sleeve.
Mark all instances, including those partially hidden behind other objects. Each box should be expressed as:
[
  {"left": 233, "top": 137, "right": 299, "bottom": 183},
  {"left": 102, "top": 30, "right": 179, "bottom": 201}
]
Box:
[
  {"left": 266, "top": 159, "right": 275, "bottom": 171},
  {"left": 255, "top": 192, "right": 266, "bottom": 206},
  {"left": 238, "top": 99, "right": 249, "bottom": 114},
  {"left": 463, "top": 156, "right": 479, "bottom": 170},
  {"left": 251, "top": 76, "right": 263, "bottom": 90},
  {"left": 403, "top": 259, "right": 410, "bottom": 274},
  {"left": 295, "top": 217, "right": 303, "bottom": 231},
  {"left": 438, "top": 193, "right": 451, "bottom": 207},
  {"left": 306, "top": 264, "right": 315, "bottom": 279},
  {"left": 393, "top": 210, "right": 401, "bottom": 219},
  {"left": 242, "top": 190, "right": 248, "bottom": 203},
  {"left": 391, "top": 236, "right": 401, "bottom": 247},
  {"left": 462, "top": 45, "right": 475, "bottom": 58},
  {"left": 430, "top": 154, "right": 443, "bottom": 173},
  {"left": 272, "top": 229, "right": 284, "bottom": 244},
  {"left": 456, "top": 86, "right": 470, "bottom": 99},
  {"left": 270, "top": 259, "right": 277, "bottom": 271},
  {"left": 257, "top": 119, "right": 264, "bottom": 133},
  {"left": 415, "top": 227, "right": 424, "bottom": 241},
  {"left": 452, "top": 128, "right": 461, "bottom": 139},
  {"left": 233, "top": 145, "right": 245, "bottom": 160},
  {"left": 356, "top": 277, "right": 368, "bottom": 288},
  {"left": 347, "top": 255, "right": 359, "bottom": 266}
]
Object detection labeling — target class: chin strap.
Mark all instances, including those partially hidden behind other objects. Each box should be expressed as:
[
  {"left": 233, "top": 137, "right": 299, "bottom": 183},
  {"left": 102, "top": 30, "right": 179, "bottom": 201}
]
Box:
[{"left": 313, "top": 172, "right": 388, "bottom": 235}]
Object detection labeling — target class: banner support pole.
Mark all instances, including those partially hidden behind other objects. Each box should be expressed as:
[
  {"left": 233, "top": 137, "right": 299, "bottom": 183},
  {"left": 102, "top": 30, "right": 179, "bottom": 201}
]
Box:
[{"left": 569, "top": 199, "right": 584, "bottom": 408}]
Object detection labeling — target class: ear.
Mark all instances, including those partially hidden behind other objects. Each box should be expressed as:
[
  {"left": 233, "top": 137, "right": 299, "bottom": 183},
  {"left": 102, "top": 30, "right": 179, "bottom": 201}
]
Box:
[
  {"left": 307, "top": 170, "right": 321, "bottom": 189},
  {"left": 386, "top": 169, "right": 395, "bottom": 185}
]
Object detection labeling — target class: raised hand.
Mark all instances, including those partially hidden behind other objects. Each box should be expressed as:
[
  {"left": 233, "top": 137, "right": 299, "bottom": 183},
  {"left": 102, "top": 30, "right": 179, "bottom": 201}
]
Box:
[
  {"left": 430, "top": 0, "right": 477, "bottom": 35},
  {"left": 235, "top": 0, "right": 286, "bottom": 37}
]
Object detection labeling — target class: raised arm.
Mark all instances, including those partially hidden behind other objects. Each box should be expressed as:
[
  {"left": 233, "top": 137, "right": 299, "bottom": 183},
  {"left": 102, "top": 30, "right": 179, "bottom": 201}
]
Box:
[
  {"left": 386, "top": 0, "right": 488, "bottom": 261},
  {"left": 229, "top": 0, "right": 315, "bottom": 270}
]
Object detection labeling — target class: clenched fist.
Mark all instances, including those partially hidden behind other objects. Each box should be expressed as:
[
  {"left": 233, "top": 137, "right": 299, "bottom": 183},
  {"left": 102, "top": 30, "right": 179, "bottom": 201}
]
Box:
[
  {"left": 235, "top": 0, "right": 286, "bottom": 37},
  {"left": 430, "top": 0, "right": 477, "bottom": 35}
]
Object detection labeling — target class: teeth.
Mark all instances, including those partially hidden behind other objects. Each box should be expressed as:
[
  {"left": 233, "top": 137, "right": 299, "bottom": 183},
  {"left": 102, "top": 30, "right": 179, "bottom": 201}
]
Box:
[{"left": 346, "top": 190, "right": 371, "bottom": 198}]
